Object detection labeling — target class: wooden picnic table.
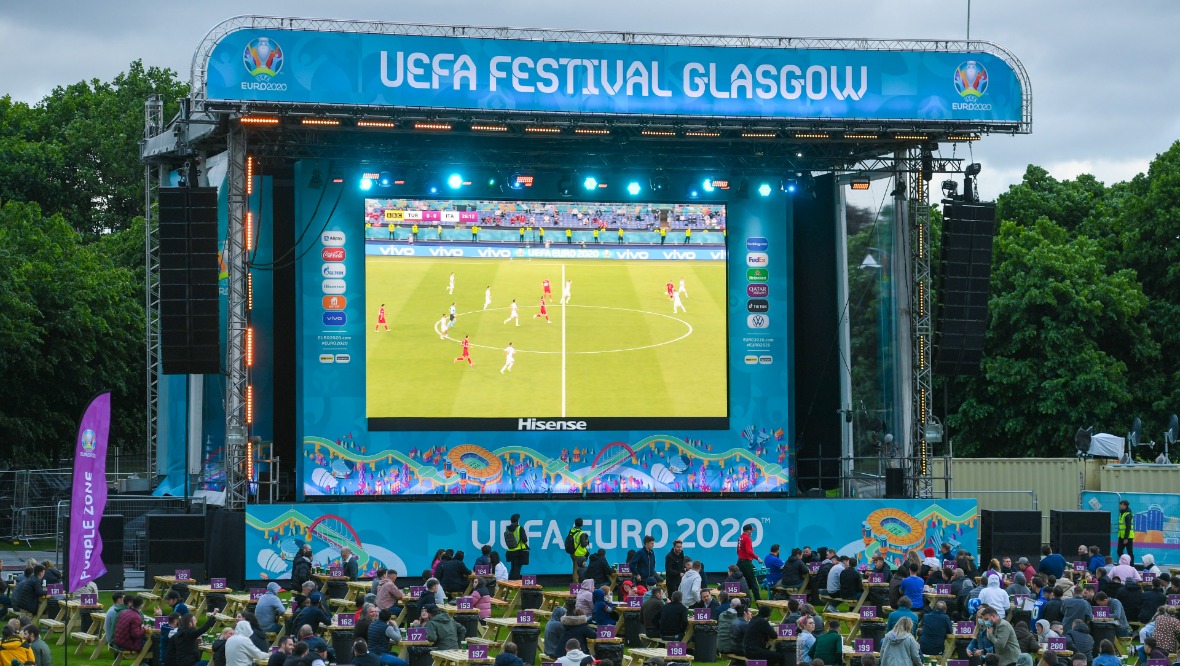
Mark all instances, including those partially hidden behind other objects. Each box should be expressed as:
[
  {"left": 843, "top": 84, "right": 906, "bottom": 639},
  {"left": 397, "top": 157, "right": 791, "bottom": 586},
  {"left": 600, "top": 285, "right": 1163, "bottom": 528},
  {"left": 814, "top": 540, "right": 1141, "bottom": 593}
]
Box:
[
  {"left": 541, "top": 590, "right": 576, "bottom": 612},
  {"left": 492, "top": 579, "right": 541, "bottom": 617},
  {"left": 222, "top": 593, "right": 254, "bottom": 617},
  {"left": 756, "top": 599, "right": 795, "bottom": 622},
  {"left": 347, "top": 581, "right": 373, "bottom": 601},
  {"left": 398, "top": 640, "right": 433, "bottom": 660},
  {"left": 587, "top": 636, "right": 623, "bottom": 656},
  {"left": 54, "top": 599, "right": 104, "bottom": 645},
  {"left": 185, "top": 584, "right": 231, "bottom": 616},
  {"left": 482, "top": 616, "right": 540, "bottom": 643},
  {"left": 842, "top": 642, "right": 879, "bottom": 666},
  {"left": 684, "top": 618, "right": 716, "bottom": 646},
  {"left": 313, "top": 572, "right": 351, "bottom": 595},
  {"left": 822, "top": 611, "right": 863, "bottom": 640},
  {"left": 151, "top": 576, "right": 179, "bottom": 597},
  {"left": 430, "top": 648, "right": 494, "bottom": 666},
  {"left": 625, "top": 646, "right": 695, "bottom": 666}
]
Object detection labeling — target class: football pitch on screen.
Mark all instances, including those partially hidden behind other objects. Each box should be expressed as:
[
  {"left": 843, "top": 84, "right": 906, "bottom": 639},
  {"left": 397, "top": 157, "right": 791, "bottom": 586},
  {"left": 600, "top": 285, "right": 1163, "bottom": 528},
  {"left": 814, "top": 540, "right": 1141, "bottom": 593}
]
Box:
[{"left": 365, "top": 256, "right": 728, "bottom": 418}]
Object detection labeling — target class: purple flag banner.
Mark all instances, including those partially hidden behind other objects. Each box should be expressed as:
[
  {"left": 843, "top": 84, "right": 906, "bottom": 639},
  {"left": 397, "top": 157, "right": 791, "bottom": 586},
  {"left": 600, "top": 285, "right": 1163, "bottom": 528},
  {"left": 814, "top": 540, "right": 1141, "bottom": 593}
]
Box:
[{"left": 68, "top": 392, "right": 111, "bottom": 593}]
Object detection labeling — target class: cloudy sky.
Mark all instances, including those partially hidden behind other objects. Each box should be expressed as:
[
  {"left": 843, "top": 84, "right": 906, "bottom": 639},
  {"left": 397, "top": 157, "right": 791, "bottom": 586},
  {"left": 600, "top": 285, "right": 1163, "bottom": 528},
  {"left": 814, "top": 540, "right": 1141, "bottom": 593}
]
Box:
[{"left": 3, "top": 1, "right": 1177, "bottom": 200}]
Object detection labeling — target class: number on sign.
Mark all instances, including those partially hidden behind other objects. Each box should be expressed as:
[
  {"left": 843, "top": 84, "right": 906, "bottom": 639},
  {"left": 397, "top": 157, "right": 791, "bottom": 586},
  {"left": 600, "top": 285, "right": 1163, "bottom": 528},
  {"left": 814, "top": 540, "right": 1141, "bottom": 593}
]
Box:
[
  {"left": 868, "top": 573, "right": 884, "bottom": 584},
  {"left": 175, "top": 569, "right": 191, "bottom": 581},
  {"left": 955, "top": 622, "right": 975, "bottom": 636},
  {"left": 597, "top": 625, "right": 615, "bottom": 639},
  {"left": 517, "top": 611, "right": 535, "bottom": 623},
  {"left": 468, "top": 645, "right": 489, "bottom": 660},
  {"left": 694, "top": 608, "right": 711, "bottom": 621},
  {"left": 458, "top": 597, "right": 474, "bottom": 611},
  {"left": 80, "top": 594, "right": 99, "bottom": 606},
  {"left": 1073, "top": 561, "right": 1086, "bottom": 572},
  {"left": 407, "top": 628, "right": 427, "bottom": 642},
  {"left": 625, "top": 596, "right": 642, "bottom": 610},
  {"left": 859, "top": 607, "right": 877, "bottom": 620},
  {"left": 725, "top": 581, "right": 741, "bottom": 594},
  {"left": 667, "top": 642, "right": 687, "bottom": 657},
  {"left": 1047, "top": 638, "right": 1067, "bottom": 652},
  {"left": 778, "top": 624, "right": 797, "bottom": 638},
  {"left": 522, "top": 575, "right": 537, "bottom": 586},
  {"left": 337, "top": 614, "right": 354, "bottom": 627},
  {"left": 211, "top": 578, "right": 227, "bottom": 590},
  {"left": 250, "top": 588, "right": 265, "bottom": 601},
  {"left": 854, "top": 639, "right": 874, "bottom": 653},
  {"left": 570, "top": 583, "right": 582, "bottom": 595}
]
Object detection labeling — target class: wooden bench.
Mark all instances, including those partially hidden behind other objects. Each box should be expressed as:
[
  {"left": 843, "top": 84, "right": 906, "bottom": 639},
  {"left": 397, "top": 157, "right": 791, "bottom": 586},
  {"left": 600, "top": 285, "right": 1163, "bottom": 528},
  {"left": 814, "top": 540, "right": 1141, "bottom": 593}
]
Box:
[
  {"left": 71, "top": 630, "right": 102, "bottom": 655},
  {"left": 39, "top": 617, "right": 65, "bottom": 639},
  {"left": 639, "top": 634, "right": 669, "bottom": 648},
  {"left": 465, "top": 637, "right": 503, "bottom": 649},
  {"left": 328, "top": 598, "right": 356, "bottom": 611},
  {"left": 488, "top": 598, "right": 509, "bottom": 608},
  {"left": 720, "top": 653, "right": 749, "bottom": 666}
]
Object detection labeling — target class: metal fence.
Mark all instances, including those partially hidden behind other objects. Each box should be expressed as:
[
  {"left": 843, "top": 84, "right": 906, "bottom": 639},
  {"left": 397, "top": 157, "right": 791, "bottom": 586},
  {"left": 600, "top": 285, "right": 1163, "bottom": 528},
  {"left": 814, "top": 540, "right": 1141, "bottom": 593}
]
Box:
[
  {"left": 0, "top": 468, "right": 142, "bottom": 540},
  {"left": 54, "top": 496, "right": 206, "bottom": 572}
]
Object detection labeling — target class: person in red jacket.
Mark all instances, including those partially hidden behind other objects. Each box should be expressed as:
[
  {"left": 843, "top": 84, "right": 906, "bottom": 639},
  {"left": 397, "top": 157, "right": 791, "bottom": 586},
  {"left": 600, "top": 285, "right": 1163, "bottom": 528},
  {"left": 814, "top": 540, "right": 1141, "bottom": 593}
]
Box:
[
  {"left": 737, "top": 523, "right": 763, "bottom": 601},
  {"left": 113, "top": 595, "right": 148, "bottom": 651}
]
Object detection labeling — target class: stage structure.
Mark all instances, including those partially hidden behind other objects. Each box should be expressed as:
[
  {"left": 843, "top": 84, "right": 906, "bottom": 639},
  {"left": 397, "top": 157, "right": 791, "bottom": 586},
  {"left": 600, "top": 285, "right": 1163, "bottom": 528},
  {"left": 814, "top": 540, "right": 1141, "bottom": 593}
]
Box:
[{"left": 143, "top": 16, "right": 1031, "bottom": 510}]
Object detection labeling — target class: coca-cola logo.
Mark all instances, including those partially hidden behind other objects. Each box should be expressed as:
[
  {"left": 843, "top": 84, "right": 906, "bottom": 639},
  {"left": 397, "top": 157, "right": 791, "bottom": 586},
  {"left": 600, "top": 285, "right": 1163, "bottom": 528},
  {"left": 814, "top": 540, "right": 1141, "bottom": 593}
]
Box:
[{"left": 322, "top": 248, "right": 346, "bottom": 262}]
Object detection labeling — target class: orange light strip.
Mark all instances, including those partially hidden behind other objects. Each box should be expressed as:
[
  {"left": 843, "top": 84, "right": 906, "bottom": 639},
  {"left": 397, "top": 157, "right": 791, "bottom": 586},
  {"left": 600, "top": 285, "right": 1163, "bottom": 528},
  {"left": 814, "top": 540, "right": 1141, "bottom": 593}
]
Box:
[
  {"left": 524, "top": 126, "right": 562, "bottom": 133},
  {"left": 741, "top": 132, "right": 777, "bottom": 138},
  {"left": 685, "top": 131, "right": 722, "bottom": 137},
  {"left": 794, "top": 132, "right": 830, "bottom": 139},
  {"left": 246, "top": 433, "right": 254, "bottom": 477},
  {"left": 246, "top": 327, "right": 254, "bottom": 367},
  {"left": 844, "top": 133, "right": 879, "bottom": 140},
  {"left": 300, "top": 118, "right": 340, "bottom": 126},
  {"left": 894, "top": 134, "right": 929, "bottom": 141},
  {"left": 947, "top": 135, "right": 981, "bottom": 141},
  {"left": 247, "top": 272, "right": 254, "bottom": 310},
  {"left": 356, "top": 120, "right": 397, "bottom": 128},
  {"left": 245, "top": 155, "right": 254, "bottom": 195},
  {"left": 246, "top": 384, "right": 254, "bottom": 425},
  {"left": 245, "top": 211, "right": 254, "bottom": 251},
  {"left": 850, "top": 181, "right": 871, "bottom": 190},
  {"left": 239, "top": 116, "right": 280, "bottom": 125},
  {"left": 414, "top": 122, "right": 452, "bottom": 131},
  {"left": 471, "top": 124, "right": 509, "bottom": 132},
  {"left": 574, "top": 128, "right": 610, "bottom": 135},
  {"left": 640, "top": 129, "right": 676, "bottom": 137}
]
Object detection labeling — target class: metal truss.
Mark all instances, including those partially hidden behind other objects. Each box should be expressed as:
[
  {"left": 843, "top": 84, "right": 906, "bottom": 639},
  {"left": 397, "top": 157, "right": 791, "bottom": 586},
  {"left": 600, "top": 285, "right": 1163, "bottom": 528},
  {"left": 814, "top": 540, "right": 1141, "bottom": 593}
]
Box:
[
  {"left": 143, "top": 95, "right": 164, "bottom": 479},
  {"left": 187, "top": 15, "right": 1031, "bottom": 134},
  {"left": 908, "top": 150, "right": 935, "bottom": 499},
  {"left": 224, "top": 128, "right": 250, "bottom": 511}
]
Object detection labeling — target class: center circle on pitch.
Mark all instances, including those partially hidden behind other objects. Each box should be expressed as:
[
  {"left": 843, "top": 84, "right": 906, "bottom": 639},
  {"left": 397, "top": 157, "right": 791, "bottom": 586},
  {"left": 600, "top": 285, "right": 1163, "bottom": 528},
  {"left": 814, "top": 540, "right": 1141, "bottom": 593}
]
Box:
[{"left": 459, "top": 304, "right": 693, "bottom": 354}]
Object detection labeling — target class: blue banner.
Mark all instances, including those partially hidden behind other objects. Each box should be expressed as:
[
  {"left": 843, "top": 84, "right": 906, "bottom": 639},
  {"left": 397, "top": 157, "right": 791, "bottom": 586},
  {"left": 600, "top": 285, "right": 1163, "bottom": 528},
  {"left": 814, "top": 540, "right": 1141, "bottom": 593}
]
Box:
[
  {"left": 207, "top": 29, "right": 1022, "bottom": 123},
  {"left": 245, "top": 498, "right": 978, "bottom": 580},
  {"left": 364, "top": 243, "right": 726, "bottom": 261},
  {"left": 1082, "top": 491, "right": 1180, "bottom": 566}
]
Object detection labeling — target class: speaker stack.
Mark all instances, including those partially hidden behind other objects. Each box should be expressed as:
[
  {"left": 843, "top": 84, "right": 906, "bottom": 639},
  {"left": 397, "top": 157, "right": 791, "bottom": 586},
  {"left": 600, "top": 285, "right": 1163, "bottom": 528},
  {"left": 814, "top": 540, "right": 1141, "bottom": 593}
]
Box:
[
  {"left": 62, "top": 514, "right": 125, "bottom": 590},
  {"left": 935, "top": 201, "right": 997, "bottom": 376},
  {"left": 145, "top": 513, "right": 208, "bottom": 581},
  {"left": 980, "top": 510, "right": 1042, "bottom": 563},
  {"left": 1049, "top": 510, "right": 1111, "bottom": 560},
  {"left": 159, "top": 187, "right": 220, "bottom": 376}
]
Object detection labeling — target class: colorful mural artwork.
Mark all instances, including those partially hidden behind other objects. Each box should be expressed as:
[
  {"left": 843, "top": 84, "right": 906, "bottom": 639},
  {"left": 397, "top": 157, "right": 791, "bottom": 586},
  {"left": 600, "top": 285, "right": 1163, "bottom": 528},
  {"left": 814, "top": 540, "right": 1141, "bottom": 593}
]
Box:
[{"left": 1083, "top": 491, "right": 1180, "bottom": 566}]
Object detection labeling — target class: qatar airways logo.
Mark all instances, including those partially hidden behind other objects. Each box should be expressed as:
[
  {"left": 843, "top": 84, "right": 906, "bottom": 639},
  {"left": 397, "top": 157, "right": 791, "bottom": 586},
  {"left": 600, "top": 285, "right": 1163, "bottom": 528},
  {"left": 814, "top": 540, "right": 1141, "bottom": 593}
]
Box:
[{"left": 518, "top": 418, "right": 587, "bottom": 431}]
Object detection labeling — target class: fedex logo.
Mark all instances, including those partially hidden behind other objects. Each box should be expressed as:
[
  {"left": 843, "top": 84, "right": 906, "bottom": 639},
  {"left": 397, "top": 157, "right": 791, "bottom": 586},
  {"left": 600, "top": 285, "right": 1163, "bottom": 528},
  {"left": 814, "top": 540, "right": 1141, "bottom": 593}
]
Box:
[
  {"left": 746, "top": 252, "right": 769, "bottom": 267},
  {"left": 321, "top": 231, "right": 346, "bottom": 247},
  {"left": 322, "top": 248, "right": 346, "bottom": 262}
]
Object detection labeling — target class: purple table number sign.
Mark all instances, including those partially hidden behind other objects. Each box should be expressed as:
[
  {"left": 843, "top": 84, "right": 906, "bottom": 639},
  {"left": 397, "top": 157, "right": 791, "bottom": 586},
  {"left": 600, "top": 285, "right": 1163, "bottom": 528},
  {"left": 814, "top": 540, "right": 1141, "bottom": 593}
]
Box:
[
  {"left": 854, "top": 638, "right": 874, "bottom": 653},
  {"left": 337, "top": 613, "right": 355, "bottom": 627},
  {"left": 694, "top": 608, "right": 712, "bottom": 621},
  {"left": 570, "top": 583, "right": 582, "bottom": 595},
  {"left": 1073, "top": 561, "right": 1086, "bottom": 573},
  {"left": 949, "top": 661, "right": 970, "bottom": 666},
  {"left": 791, "top": 594, "right": 808, "bottom": 605},
  {"left": 1047, "top": 638, "right": 1067, "bottom": 652},
  {"left": 935, "top": 584, "right": 951, "bottom": 595},
  {"left": 46, "top": 584, "right": 64, "bottom": 596},
  {"left": 808, "top": 562, "right": 822, "bottom": 574},
  {"left": 1143, "top": 572, "right": 1156, "bottom": 582},
  {"left": 517, "top": 611, "right": 535, "bottom": 623},
  {"left": 211, "top": 578, "right": 227, "bottom": 591},
  {"left": 859, "top": 606, "right": 877, "bottom": 620},
  {"left": 176, "top": 569, "right": 191, "bottom": 581},
  {"left": 778, "top": 623, "right": 797, "bottom": 638},
  {"left": 474, "top": 565, "right": 490, "bottom": 576},
  {"left": 329, "top": 565, "right": 344, "bottom": 577},
  {"left": 1147, "top": 660, "right": 1169, "bottom": 666},
  {"left": 1169, "top": 595, "right": 1180, "bottom": 607},
  {"left": 748, "top": 661, "right": 768, "bottom": 666},
  {"left": 725, "top": 581, "right": 742, "bottom": 595},
  {"left": 625, "top": 596, "right": 643, "bottom": 609},
  {"left": 457, "top": 597, "right": 474, "bottom": 611},
  {"left": 597, "top": 625, "right": 615, "bottom": 639},
  {"left": 250, "top": 588, "right": 265, "bottom": 601},
  {"left": 618, "top": 564, "right": 631, "bottom": 575},
  {"left": 468, "top": 644, "right": 489, "bottom": 660},
  {"left": 955, "top": 622, "right": 975, "bottom": 636},
  {"left": 407, "top": 627, "right": 427, "bottom": 641},
  {"left": 409, "top": 586, "right": 426, "bottom": 599},
  {"left": 666, "top": 642, "right": 688, "bottom": 658},
  {"left": 868, "top": 573, "right": 884, "bottom": 584},
  {"left": 1093, "top": 606, "right": 1110, "bottom": 619},
  {"left": 154, "top": 616, "right": 167, "bottom": 630},
  {"left": 80, "top": 593, "right": 99, "bottom": 606},
  {"left": 522, "top": 575, "right": 537, "bottom": 586}
]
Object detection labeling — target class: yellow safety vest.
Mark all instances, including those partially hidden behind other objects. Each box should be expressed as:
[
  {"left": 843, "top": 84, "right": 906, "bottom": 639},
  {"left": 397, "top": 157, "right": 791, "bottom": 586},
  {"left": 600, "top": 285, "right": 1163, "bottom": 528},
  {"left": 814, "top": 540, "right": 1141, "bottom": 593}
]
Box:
[{"left": 1118, "top": 509, "right": 1135, "bottom": 539}]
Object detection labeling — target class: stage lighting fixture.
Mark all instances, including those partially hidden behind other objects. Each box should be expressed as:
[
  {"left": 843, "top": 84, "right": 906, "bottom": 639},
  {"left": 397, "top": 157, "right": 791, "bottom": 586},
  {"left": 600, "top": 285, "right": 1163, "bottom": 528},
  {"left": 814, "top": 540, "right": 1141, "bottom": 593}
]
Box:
[
  {"left": 359, "top": 177, "right": 373, "bottom": 191},
  {"left": 377, "top": 171, "right": 394, "bottom": 188},
  {"left": 702, "top": 178, "right": 715, "bottom": 193},
  {"left": 850, "top": 178, "right": 871, "bottom": 190},
  {"left": 686, "top": 184, "right": 701, "bottom": 199},
  {"left": 941, "top": 179, "right": 959, "bottom": 199},
  {"left": 583, "top": 176, "right": 599, "bottom": 191},
  {"left": 965, "top": 162, "right": 982, "bottom": 176},
  {"left": 557, "top": 174, "right": 574, "bottom": 197},
  {"left": 447, "top": 173, "right": 463, "bottom": 189},
  {"left": 508, "top": 172, "right": 534, "bottom": 190},
  {"left": 627, "top": 181, "right": 642, "bottom": 196},
  {"left": 650, "top": 174, "right": 670, "bottom": 193},
  {"left": 783, "top": 178, "right": 799, "bottom": 194},
  {"left": 758, "top": 183, "right": 772, "bottom": 197}
]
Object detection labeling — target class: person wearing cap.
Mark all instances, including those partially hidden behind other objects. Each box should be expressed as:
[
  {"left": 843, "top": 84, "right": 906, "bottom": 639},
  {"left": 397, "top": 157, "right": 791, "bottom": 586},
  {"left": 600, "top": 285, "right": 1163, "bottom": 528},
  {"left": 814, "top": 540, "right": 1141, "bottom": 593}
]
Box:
[
  {"left": 1017, "top": 557, "right": 1035, "bottom": 583},
  {"left": 736, "top": 524, "right": 763, "bottom": 601},
  {"left": 256, "top": 582, "right": 286, "bottom": 633},
  {"left": 294, "top": 593, "right": 331, "bottom": 635},
  {"left": 504, "top": 513, "right": 530, "bottom": 580}
]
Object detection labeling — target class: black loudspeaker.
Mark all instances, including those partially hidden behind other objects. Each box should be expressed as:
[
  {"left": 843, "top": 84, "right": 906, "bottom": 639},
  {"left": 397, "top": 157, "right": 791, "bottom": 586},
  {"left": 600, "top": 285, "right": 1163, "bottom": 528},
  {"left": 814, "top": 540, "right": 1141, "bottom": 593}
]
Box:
[
  {"left": 63, "top": 514, "right": 125, "bottom": 590},
  {"left": 1050, "top": 510, "right": 1111, "bottom": 559},
  {"left": 145, "top": 513, "right": 208, "bottom": 581},
  {"left": 980, "top": 510, "right": 1042, "bottom": 563},
  {"left": 206, "top": 509, "right": 246, "bottom": 590},
  {"left": 159, "top": 187, "right": 221, "bottom": 375},
  {"left": 885, "top": 467, "right": 909, "bottom": 498},
  {"left": 935, "top": 201, "right": 997, "bottom": 376}
]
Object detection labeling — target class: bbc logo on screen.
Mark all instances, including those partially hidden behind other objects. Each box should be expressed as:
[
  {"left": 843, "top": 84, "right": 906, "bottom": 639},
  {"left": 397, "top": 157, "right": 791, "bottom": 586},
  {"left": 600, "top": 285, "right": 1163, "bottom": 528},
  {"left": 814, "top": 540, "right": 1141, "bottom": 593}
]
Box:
[{"left": 747, "top": 313, "right": 770, "bottom": 329}]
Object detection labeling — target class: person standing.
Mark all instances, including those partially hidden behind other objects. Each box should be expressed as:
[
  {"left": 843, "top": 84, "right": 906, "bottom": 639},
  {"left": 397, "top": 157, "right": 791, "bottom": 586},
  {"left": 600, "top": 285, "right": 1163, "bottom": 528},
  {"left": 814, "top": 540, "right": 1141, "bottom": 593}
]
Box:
[
  {"left": 533, "top": 297, "right": 550, "bottom": 323},
  {"left": 672, "top": 289, "right": 686, "bottom": 314},
  {"left": 592, "top": 228, "right": 599, "bottom": 244},
  {"left": 978, "top": 606, "right": 1020, "bottom": 666},
  {"left": 559, "top": 280, "right": 572, "bottom": 305},
  {"left": 437, "top": 313, "right": 450, "bottom": 340},
  {"left": 504, "top": 514, "right": 529, "bottom": 580},
  {"left": 617, "top": 227, "right": 625, "bottom": 244},
  {"left": 503, "top": 300, "right": 520, "bottom": 326},
  {"left": 736, "top": 523, "right": 762, "bottom": 601},
  {"left": 565, "top": 519, "right": 590, "bottom": 583},
  {"left": 341, "top": 547, "right": 360, "bottom": 580},
  {"left": 448, "top": 272, "right": 455, "bottom": 295},
  {"left": 500, "top": 343, "right": 516, "bottom": 375},
  {"left": 1117, "top": 500, "right": 1135, "bottom": 564},
  {"left": 543, "top": 278, "right": 553, "bottom": 302},
  {"left": 484, "top": 286, "right": 492, "bottom": 310},
  {"left": 375, "top": 304, "right": 389, "bottom": 331},
  {"left": 684, "top": 227, "right": 692, "bottom": 244},
  {"left": 453, "top": 334, "right": 474, "bottom": 366},
  {"left": 565, "top": 228, "right": 572, "bottom": 244},
  {"left": 659, "top": 227, "right": 667, "bottom": 245},
  {"left": 664, "top": 540, "right": 686, "bottom": 594}
]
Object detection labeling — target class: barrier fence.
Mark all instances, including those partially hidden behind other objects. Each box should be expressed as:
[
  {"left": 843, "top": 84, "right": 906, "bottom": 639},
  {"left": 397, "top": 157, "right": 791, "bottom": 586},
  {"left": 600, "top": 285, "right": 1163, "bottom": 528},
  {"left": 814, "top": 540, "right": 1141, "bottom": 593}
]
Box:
[
  {"left": 53, "top": 496, "right": 206, "bottom": 572},
  {"left": 1, "top": 468, "right": 141, "bottom": 542}
]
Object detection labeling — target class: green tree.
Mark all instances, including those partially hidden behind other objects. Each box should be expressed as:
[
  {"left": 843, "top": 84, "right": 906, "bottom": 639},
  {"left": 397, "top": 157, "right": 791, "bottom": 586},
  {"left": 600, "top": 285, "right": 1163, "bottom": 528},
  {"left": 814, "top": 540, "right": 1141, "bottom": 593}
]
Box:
[
  {"left": 947, "top": 217, "right": 1157, "bottom": 456},
  {"left": 0, "top": 201, "right": 145, "bottom": 465}
]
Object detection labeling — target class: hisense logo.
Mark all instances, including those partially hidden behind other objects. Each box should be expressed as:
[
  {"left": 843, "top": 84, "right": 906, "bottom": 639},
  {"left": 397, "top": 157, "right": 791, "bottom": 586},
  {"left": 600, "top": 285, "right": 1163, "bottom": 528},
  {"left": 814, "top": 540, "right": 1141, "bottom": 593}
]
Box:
[{"left": 518, "top": 418, "right": 588, "bottom": 431}]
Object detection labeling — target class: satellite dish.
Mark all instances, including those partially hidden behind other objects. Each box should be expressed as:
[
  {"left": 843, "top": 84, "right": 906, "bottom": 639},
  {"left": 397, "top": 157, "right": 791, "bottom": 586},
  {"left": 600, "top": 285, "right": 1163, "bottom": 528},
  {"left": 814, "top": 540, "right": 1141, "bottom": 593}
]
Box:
[
  {"left": 1074, "top": 427, "right": 1093, "bottom": 454},
  {"left": 1129, "top": 417, "right": 1143, "bottom": 448},
  {"left": 1167, "top": 414, "right": 1179, "bottom": 445}
]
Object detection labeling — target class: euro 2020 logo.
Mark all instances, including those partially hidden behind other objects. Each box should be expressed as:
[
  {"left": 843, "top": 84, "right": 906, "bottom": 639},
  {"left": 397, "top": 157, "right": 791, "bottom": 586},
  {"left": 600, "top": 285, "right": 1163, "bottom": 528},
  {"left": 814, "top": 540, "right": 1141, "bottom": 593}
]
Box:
[
  {"left": 243, "top": 37, "right": 284, "bottom": 80},
  {"left": 80, "top": 429, "right": 97, "bottom": 458},
  {"left": 953, "top": 61, "right": 988, "bottom": 99}
]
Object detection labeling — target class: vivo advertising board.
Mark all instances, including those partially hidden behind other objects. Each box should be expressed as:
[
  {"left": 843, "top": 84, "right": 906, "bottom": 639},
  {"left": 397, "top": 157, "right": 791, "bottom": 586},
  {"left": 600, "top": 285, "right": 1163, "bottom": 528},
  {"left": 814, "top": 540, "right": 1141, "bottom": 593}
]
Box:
[{"left": 207, "top": 27, "right": 1023, "bottom": 123}]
